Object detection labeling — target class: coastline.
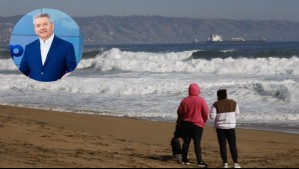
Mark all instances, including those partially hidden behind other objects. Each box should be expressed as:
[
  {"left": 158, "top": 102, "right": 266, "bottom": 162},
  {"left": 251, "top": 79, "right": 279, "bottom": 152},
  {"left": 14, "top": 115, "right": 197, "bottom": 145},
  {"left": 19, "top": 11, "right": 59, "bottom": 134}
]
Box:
[{"left": 0, "top": 105, "right": 298, "bottom": 168}]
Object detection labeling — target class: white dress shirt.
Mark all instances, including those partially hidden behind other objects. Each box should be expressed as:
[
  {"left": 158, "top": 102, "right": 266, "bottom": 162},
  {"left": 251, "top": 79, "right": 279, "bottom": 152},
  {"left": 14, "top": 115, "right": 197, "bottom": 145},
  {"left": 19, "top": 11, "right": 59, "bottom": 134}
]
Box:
[{"left": 40, "top": 33, "right": 55, "bottom": 65}]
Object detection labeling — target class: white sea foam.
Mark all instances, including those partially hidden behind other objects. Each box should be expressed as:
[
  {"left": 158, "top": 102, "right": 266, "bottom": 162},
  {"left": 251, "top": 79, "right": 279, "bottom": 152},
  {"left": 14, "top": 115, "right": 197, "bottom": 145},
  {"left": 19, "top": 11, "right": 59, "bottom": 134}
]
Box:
[
  {"left": 2, "top": 49, "right": 299, "bottom": 75},
  {"left": 76, "top": 48, "right": 299, "bottom": 75},
  {"left": 2, "top": 73, "right": 298, "bottom": 104},
  {"left": 0, "top": 59, "right": 18, "bottom": 70},
  {"left": 254, "top": 80, "right": 299, "bottom": 102}
]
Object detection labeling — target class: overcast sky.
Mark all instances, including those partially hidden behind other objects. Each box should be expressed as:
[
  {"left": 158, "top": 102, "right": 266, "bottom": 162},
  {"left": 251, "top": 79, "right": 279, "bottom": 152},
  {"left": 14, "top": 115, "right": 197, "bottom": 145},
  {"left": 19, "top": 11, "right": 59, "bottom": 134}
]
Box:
[{"left": 0, "top": 0, "right": 299, "bottom": 21}]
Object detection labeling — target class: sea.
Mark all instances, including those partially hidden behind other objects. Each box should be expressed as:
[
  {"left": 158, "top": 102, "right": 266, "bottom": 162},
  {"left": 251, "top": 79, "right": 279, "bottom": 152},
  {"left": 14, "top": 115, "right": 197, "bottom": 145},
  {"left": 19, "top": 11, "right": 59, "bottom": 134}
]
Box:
[{"left": 0, "top": 41, "right": 298, "bottom": 134}]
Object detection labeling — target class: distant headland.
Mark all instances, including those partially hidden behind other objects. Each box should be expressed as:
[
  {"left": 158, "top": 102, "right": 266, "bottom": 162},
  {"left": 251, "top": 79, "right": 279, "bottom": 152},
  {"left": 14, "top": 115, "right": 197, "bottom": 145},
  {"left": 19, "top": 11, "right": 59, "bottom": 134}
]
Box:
[{"left": 1, "top": 15, "right": 299, "bottom": 44}]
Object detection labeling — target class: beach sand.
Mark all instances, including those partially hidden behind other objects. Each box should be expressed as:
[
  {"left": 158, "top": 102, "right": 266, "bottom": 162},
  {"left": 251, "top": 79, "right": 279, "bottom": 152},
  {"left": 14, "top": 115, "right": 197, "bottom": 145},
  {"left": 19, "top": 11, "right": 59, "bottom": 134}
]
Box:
[{"left": 0, "top": 105, "right": 298, "bottom": 168}]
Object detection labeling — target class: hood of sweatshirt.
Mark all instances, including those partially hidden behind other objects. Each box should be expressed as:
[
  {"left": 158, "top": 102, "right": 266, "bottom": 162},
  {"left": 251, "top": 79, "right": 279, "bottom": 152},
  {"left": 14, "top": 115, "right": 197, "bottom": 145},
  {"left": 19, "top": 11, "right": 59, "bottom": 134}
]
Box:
[{"left": 188, "top": 83, "right": 200, "bottom": 96}]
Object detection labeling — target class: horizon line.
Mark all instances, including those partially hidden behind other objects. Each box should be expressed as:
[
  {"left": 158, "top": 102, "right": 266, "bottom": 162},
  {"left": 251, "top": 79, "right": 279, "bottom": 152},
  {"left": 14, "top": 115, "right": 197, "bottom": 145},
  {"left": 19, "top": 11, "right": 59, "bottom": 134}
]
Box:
[{"left": 1, "top": 15, "right": 299, "bottom": 23}]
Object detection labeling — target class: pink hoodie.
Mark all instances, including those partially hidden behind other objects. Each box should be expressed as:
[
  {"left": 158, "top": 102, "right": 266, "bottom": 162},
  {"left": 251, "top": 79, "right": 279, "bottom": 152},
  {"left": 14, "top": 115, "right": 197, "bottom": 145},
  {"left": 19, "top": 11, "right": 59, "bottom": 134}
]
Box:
[{"left": 177, "top": 83, "right": 209, "bottom": 128}]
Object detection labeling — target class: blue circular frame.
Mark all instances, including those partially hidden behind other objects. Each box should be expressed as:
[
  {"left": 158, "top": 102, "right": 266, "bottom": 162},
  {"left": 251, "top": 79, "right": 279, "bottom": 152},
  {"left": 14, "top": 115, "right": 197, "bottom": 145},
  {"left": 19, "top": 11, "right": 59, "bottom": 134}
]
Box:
[{"left": 10, "top": 8, "right": 83, "bottom": 68}]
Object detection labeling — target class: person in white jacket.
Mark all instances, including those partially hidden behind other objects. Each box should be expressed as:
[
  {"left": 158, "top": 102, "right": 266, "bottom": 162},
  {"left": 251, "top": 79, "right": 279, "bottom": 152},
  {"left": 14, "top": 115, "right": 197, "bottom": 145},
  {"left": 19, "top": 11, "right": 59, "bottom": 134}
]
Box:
[{"left": 209, "top": 89, "right": 241, "bottom": 168}]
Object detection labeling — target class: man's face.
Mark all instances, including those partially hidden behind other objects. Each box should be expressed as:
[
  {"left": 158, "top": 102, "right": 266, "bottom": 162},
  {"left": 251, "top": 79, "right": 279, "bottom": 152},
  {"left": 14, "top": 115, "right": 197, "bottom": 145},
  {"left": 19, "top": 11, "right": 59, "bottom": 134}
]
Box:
[{"left": 34, "top": 17, "right": 54, "bottom": 41}]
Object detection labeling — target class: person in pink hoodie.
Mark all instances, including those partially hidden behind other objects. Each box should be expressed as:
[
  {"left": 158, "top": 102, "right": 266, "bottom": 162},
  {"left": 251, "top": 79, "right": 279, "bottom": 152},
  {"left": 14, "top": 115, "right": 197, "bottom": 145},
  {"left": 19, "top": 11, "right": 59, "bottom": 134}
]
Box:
[{"left": 177, "top": 83, "right": 209, "bottom": 168}]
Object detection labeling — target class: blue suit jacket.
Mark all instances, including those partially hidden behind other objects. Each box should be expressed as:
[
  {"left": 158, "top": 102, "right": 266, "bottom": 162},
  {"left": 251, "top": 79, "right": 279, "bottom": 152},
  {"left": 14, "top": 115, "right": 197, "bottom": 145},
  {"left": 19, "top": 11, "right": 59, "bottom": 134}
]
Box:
[{"left": 19, "top": 35, "right": 77, "bottom": 82}]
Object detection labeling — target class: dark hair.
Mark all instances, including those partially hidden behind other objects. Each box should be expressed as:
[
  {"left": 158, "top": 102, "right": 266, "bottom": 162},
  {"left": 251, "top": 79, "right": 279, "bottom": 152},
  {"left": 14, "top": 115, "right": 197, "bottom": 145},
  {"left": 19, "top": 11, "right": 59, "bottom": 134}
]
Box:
[{"left": 217, "top": 89, "right": 227, "bottom": 100}]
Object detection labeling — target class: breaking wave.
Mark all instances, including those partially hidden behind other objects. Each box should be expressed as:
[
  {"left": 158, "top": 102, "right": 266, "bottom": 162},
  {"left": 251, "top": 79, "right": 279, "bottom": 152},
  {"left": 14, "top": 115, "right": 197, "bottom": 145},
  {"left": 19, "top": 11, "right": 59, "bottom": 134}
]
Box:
[{"left": 76, "top": 48, "right": 299, "bottom": 75}]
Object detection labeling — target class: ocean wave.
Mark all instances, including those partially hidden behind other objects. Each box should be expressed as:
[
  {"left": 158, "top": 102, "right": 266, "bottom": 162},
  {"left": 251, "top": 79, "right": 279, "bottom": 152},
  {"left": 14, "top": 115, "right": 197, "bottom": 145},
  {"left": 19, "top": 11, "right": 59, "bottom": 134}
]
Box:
[
  {"left": 2, "top": 48, "right": 299, "bottom": 75},
  {"left": 76, "top": 48, "right": 299, "bottom": 75},
  {"left": 191, "top": 50, "right": 299, "bottom": 60},
  {"left": 254, "top": 80, "right": 299, "bottom": 102},
  {"left": 2, "top": 74, "right": 298, "bottom": 103},
  {"left": 0, "top": 71, "right": 298, "bottom": 129},
  {"left": 0, "top": 59, "right": 18, "bottom": 70}
]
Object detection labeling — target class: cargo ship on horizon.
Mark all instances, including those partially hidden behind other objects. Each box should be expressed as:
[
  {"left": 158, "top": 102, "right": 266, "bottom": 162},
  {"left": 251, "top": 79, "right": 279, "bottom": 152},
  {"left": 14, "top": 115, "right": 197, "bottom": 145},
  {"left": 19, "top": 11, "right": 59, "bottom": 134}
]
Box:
[{"left": 206, "top": 34, "right": 266, "bottom": 43}]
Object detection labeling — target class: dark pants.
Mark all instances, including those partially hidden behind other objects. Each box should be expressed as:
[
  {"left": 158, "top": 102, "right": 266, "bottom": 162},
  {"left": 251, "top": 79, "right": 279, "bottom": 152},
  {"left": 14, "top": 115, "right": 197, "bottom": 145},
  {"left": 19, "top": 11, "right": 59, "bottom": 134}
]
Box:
[
  {"left": 171, "top": 123, "right": 183, "bottom": 156},
  {"left": 171, "top": 137, "right": 182, "bottom": 155},
  {"left": 216, "top": 128, "right": 238, "bottom": 164},
  {"left": 182, "top": 122, "right": 204, "bottom": 164}
]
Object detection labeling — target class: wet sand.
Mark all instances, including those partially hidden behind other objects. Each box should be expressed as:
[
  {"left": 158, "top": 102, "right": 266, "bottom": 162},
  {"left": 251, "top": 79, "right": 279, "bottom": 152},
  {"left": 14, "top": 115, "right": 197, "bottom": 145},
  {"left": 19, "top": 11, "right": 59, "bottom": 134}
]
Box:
[{"left": 0, "top": 105, "right": 298, "bottom": 168}]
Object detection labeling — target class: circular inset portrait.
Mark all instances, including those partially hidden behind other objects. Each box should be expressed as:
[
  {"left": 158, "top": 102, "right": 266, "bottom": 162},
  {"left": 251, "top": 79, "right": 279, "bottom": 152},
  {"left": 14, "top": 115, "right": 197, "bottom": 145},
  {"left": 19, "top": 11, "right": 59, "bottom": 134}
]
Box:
[{"left": 10, "top": 8, "right": 83, "bottom": 82}]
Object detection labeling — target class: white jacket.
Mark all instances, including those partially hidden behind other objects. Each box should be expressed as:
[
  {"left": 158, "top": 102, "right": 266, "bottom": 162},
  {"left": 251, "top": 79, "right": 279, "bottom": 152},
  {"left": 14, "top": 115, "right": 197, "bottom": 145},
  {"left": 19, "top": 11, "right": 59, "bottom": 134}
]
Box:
[{"left": 209, "top": 103, "right": 240, "bottom": 129}]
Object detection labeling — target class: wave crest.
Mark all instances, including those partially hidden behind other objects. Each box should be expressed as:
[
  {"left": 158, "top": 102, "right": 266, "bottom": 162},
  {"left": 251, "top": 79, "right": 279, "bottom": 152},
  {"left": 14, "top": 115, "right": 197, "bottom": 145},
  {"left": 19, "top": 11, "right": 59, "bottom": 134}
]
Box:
[{"left": 77, "top": 48, "right": 299, "bottom": 75}]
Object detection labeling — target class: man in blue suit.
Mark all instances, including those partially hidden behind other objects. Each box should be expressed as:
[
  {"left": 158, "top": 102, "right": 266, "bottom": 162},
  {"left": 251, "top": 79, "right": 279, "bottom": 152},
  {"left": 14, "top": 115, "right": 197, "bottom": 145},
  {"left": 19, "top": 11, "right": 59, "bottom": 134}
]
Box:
[{"left": 19, "top": 13, "right": 77, "bottom": 82}]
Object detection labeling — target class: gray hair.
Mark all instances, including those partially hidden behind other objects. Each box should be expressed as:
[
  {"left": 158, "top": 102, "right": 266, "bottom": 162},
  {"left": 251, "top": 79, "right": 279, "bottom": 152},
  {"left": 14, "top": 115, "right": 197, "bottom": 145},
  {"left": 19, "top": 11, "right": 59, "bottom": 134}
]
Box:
[{"left": 33, "top": 13, "right": 53, "bottom": 24}]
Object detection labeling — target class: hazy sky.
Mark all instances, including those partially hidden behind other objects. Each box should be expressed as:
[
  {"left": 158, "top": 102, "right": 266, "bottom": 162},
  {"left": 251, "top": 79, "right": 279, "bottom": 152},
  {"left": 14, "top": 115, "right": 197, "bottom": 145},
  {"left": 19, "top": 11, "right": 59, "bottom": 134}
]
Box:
[{"left": 0, "top": 0, "right": 299, "bottom": 21}]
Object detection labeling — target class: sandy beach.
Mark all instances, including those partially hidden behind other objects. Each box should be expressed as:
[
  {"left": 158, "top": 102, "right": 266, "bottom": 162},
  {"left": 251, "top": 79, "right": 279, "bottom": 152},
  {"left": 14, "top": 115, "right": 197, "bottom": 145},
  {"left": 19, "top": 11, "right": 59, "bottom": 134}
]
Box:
[{"left": 0, "top": 105, "right": 298, "bottom": 168}]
